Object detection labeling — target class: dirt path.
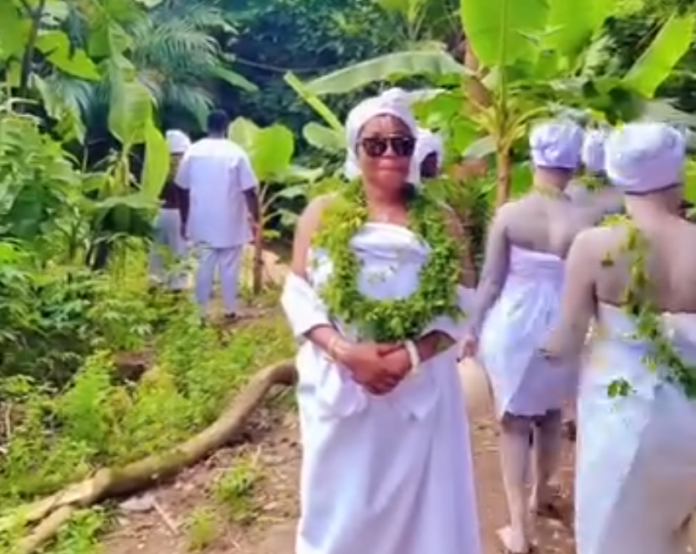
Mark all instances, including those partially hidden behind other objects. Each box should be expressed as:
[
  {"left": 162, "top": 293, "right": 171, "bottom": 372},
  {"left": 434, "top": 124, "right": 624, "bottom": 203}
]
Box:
[{"left": 101, "top": 363, "right": 576, "bottom": 554}]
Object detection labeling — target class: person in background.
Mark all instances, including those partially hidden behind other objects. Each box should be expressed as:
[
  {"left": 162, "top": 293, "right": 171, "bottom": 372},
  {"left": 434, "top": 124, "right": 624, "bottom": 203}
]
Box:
[
  {"left": 462, "top": 120, "right": 600, "bottom": 553},
  {"left": 413, "top": 128, "right": 444, "bottom": 179},
  {"left": 148, "top": 129, "right": 191, "bottom": 291},
  {"left": 175, "top": 109, "right": 260, "bottom": 321},
  {"left": 543, "top": 122, "right": 696, "bottom": 554},
  {"left": 567, "top": 128, "right": 624, "bottom": 216}
]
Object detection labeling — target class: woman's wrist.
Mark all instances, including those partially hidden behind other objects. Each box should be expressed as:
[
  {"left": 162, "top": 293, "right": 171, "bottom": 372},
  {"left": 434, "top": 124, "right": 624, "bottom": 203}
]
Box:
[{"left": 328, "top": 336, "right": 351, "bottom": 363}]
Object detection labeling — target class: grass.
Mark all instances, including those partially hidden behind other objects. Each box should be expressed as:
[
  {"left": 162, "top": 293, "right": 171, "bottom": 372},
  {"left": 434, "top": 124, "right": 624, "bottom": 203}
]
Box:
[
  {"left": 0, "top": 249, "right": 295, "bottom": 552},
  {"left": 213, "top": 451, "right": 265, "bottom": 524},
  {"left": 186, "top": 506, "right": 222, "bottom": 552}
]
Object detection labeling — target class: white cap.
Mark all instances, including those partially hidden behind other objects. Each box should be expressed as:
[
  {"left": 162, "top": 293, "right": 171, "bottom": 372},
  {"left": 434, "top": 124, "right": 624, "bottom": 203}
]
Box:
[
  {"left": 166, "top": 129, "right": 191, "bottom": 154},
  {"left": 605, "top": 123, "right": 685, "bottom": 193}
]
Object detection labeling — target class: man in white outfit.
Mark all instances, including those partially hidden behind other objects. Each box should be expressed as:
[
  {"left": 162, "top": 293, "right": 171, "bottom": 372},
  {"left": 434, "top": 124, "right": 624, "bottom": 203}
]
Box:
[
  {"left": 148, "top": 129, "right": 191, "bottom": 291},
  {"left": 175, "top": 110, "right": 260, "bottom": 320}
]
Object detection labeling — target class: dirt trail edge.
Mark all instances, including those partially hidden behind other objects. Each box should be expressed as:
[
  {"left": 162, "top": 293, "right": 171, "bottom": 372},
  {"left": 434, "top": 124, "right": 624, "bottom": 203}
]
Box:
[{"left": 102, "top": 360, "right": 576, "bottom": 554}]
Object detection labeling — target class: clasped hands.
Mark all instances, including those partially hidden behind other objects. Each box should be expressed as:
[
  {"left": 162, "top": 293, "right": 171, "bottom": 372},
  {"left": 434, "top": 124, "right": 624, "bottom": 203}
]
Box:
[{"left": 333, "top": 340, "right": 412, "bottom": 395}]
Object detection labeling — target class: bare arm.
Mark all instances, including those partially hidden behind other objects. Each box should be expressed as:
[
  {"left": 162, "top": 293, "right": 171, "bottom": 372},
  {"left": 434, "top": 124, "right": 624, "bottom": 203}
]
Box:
[
  {"left": 468, "top": 208, "right": 510, "bottom": 335},
  {"left": 177, "top": 186, "right": 189, "bottom": 231},
  {"left": 289, "top": 195, "right": 343, "bottom": 351},
  {"left": 174, "top": 153, "right": 191, "bottom": 233},
  {"left": 542, "top": 230, "right": 597, "bottom": 358},
  {"left": 237, "top": 153, "right": 260, "bottom": 223},
  {"left": 589, "top": 188, "right": 624, "bottom": 220}
]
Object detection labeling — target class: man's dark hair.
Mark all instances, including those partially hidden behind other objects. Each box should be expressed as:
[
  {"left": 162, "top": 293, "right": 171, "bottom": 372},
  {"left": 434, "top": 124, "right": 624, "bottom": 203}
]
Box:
[{"left": 207, "top": 109, "right": 229, "bottom": 135}]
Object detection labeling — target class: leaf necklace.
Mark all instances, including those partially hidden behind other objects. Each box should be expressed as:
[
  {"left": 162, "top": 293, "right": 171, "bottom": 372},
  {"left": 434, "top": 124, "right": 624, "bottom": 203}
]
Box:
[{"left": 313, "top": 181, "right": 463, "bottom": 343}]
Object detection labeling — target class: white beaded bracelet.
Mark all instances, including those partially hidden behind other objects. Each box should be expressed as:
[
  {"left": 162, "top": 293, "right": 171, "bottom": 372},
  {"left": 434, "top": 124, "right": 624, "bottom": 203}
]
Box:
[{"left": 404, "top": 340, "right": 421, "bottom": 375}]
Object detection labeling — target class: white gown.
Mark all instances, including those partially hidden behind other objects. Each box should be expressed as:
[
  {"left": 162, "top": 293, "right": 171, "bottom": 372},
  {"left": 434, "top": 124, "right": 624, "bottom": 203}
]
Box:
[
  {"left": 479, "top": 246, "right": 577, "bottom": 418},
  {"left": 577, "top": 303, "right": 696, "bottom": 554},
  {"left": 281, "top": 223, "right": 481, "bottom": 554}
]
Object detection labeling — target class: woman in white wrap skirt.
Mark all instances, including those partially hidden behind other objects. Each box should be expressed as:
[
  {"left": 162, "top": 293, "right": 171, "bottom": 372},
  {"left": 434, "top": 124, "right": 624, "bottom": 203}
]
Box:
[
  {"left": 463, "top": 120, "right": 606, "bottom": 553},
  {"left": 281, "top": 96, "right": 481, "bottom": 554},
  {"left": 545, "top": 122, "right": 696, "bottom": 554}
]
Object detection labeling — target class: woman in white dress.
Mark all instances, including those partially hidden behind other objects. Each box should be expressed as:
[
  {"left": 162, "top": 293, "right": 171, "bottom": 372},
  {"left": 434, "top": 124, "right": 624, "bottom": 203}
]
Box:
[
  {"left": 544, "top": 122, "right": 696, "bottom": 554},
  {"left": 281, "top": 96, "right": 481, "bottom": 554},
  {"left": 463, "top": 120, "right": 603, "bottom": 553}
]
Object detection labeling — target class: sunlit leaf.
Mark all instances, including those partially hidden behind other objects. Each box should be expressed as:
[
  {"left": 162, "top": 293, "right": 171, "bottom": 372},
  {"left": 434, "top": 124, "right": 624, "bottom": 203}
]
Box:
[
  {"left": 210, "top": 66, "right": 258, "bottom": 92},
  {"left": 36, "top": 31, "right": 101, "bottom": 80},
  {"left": 460, "top": 0, "right": 548, "bottom": 68},
  {"left": 284, "top": 72, "right": 343, "bottom": 131},
  {"left": 108, "top": 79, "right": 154, "bottom": 146},
  {"left": 228, "top": 117, "right": 260, "bottom": 152},
  {"left": 303, "top": 122, "right": 345, "bottom": 153},
  {"left": 623, "top": 11, "right": 696, "bottom": 99},
  {"left": 141, "top": 120, "right": 170, "bottom": 200},
  {"left": 304, "top": 51, "right": 469, "bottom": 96},
  {"left": 545, "top": 0, "right": 616, "bottom": 57}
]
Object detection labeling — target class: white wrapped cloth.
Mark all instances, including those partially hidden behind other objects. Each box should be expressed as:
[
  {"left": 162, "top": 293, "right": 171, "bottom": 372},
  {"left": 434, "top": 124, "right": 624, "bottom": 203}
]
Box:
[
  {"left": 530, "top": 119, "right": 584, "bottom": 169},
  {"left": 479, "top": 247, "right": 578, "bottom": 418},
  {"left": 576, "top": 304, "right": 696, "bottom": 554},
  {"left": 412, "top": 127, "right": 444, "bottom": 177},
  {"left": 166, "top": 129, "right": 191, "bottom": 154},
  {"left": 281, "top": 222, "right": 481, "bottom": 554},
  {"left": 581, "top": 129, "right": 607, "bottom": 174},
  {"left": 605, "top": 122, "right": 685, "bottom": 193}
]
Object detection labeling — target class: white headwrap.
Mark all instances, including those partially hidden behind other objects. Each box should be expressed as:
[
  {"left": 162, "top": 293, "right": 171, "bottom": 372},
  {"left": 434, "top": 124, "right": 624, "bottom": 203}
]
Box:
[
  {"left": 343, "top": 96, "right": 419, "bottom": 183},
  {"left": 530, "top": 119, "right": 584, "bottom": 169},
  {"left": 166, "top": 129, "right": 191, "bottom": 154},
  {"left": 379, "top": 87, "right": 409, "bottom": 105},
  {"left": 413, "top": 128, "right": 444, "bottom": 173},
  {"left": 605, "top": 122, "right": 685, "bottom": 193},
  {"left": 581, "top": 129, "right": 607, "bottom": 174}
]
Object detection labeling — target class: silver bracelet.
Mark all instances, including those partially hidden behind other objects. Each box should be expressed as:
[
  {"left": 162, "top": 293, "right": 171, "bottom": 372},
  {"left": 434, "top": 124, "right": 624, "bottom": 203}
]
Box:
[{"left": 404, "top": 340, "right": 421, "bottom": 375}]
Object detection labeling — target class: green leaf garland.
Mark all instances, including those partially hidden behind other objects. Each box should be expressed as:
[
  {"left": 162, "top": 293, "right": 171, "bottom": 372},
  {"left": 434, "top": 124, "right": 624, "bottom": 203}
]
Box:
[
  {"left": 602, "top": 215, "right": 696, "bottom": 398},
  {"left": 314, "top": 182, "right": 463, "bottom": 342}
]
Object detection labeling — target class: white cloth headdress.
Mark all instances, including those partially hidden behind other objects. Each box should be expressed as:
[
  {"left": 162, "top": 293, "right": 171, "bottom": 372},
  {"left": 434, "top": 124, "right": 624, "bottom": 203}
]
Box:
[
  {"left": 581, "top": 129, "right": 607, "bottom": 174},
  {"left": 343, "top": 96, "right": 419, "bottom": 184},
  {"left": 605, "top": 122, "right": 685, "bottom": 193},
  {"left": 379, "top": 87, "right": 409, "bottom": 105},
  {"left": 166, "top": 129, "right": 191, "bottom": 154},
  {"left": 412, "top": 128, "right": 444, "bottom": 177},
  {"left": 530, "top": 119, "right": 584, "bottom": 169}
]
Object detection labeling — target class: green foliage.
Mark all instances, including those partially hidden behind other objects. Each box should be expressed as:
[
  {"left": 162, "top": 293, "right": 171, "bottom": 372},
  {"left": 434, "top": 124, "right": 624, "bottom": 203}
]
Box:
[
  {"left": 228, "top": 116, "right": 323, "bottom": 239},
  {"left": 227, "top": 0, "right": 404, "bottom": 134},
  {"left": 0, "top": 301, "right": 293, "bottom": 514},
  {"left": 212, "top": 455, "right": 263, "bottom": 523}
]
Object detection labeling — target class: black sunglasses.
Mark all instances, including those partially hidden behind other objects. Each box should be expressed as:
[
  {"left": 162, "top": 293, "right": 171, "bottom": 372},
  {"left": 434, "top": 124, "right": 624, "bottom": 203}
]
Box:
[{"left": 359, "top": 135, "right": 416, "bottom": 158}]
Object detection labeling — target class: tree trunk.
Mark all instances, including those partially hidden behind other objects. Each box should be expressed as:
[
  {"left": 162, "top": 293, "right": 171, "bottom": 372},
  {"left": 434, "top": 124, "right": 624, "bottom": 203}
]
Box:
[
  {"left": 495, "top": 148, "right": 512, "bottom": 208},
  {"left": 252, "top": 223, "right": 263, "bottom": 295}
]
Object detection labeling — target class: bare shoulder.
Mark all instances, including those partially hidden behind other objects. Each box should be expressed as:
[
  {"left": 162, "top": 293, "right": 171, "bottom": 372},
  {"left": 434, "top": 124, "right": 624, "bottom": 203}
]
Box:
[
  {"left": 488, "top": 199, "right": 520, "bottom": 229},
  {"left": 570, "top": 225, "right": 626, "bottom": 261},
  {"left": 297, "top": 194, "right": 337, "bottom": 233}
]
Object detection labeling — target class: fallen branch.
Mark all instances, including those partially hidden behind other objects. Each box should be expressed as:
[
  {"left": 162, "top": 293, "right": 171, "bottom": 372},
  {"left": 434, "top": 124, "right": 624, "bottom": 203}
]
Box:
[
  {"left": 3, "top": 360, "right": 297, "bottom": 553},
  {"left": 14, "top": 506, "right": 76, "bottom": 554}
]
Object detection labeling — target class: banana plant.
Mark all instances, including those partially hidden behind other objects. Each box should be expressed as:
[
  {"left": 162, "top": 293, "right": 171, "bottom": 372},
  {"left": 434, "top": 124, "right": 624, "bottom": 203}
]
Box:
[
  {"left": 456, "top": 0, "right": 694, "bottom": 205},
  {"left": 228, "top": 117, "right": 322, "bottom": 293}
]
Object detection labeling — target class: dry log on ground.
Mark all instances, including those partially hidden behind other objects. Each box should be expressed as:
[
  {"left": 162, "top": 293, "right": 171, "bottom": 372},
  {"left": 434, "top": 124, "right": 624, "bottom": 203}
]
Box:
[{"left": 2, "top": 360, "right": 297, "bottom": 554}]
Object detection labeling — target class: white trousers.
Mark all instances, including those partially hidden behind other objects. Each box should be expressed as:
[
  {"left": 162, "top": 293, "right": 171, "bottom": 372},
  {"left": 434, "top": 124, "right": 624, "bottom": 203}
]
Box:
[
  {"left": 148, "top": 208, "right": 188, "bottom": 290},
  {"left": 194, "top": 244, "right": 243, "bottom": 315}
]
